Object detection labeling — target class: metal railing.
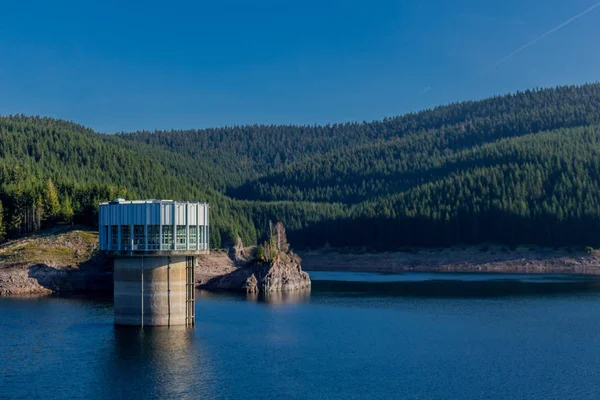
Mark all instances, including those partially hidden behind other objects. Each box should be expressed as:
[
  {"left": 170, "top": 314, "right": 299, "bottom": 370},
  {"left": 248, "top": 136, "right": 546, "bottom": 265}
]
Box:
[{"left": 105, "top": 242, "right": 208, "bottom": 251}]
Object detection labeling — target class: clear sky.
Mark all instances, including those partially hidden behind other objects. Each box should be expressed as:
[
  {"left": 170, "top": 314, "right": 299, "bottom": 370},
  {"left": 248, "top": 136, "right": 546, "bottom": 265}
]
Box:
[{"left": 1, "top": 0, "right": 599, "bottom": 133}]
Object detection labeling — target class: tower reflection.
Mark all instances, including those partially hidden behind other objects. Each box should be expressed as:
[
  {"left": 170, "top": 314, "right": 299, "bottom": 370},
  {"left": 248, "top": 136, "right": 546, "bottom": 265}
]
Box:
[
  {"left": 101, "top": 325, "right": 216, "bottom": 399},
  {"left": 246, "top": 289, "right": 311, "bottom": 305},
  {"left": 196, "top": 288, "right": 311, "bottom": 306}
]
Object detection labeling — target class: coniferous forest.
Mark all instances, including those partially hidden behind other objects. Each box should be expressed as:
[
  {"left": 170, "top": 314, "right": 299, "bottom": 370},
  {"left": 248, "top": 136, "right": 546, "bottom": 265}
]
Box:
[{"left": 2, "top": 83, "right": 600, "bottom": 249}]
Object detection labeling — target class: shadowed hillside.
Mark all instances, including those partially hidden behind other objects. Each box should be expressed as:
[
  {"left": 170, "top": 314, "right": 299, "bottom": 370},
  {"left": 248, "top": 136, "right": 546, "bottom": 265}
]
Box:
[{"left": 2, "top": 83, "right": 600, "bottom": 248}]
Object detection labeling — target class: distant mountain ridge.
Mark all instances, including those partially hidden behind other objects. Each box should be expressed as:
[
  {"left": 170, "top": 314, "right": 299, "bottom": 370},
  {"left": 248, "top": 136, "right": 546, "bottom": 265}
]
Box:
[{"left": 1, "top": 83, "right": 600, "bottom": 248}]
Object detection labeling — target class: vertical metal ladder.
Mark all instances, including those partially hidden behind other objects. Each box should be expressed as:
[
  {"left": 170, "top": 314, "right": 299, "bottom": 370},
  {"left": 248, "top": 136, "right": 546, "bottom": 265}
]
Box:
[{"left": 185, "top": 256, "right": 195, "bottom": 326}]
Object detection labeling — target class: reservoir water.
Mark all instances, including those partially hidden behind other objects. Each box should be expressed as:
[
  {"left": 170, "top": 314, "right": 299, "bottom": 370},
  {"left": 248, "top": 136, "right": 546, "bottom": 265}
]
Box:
[{"left": 2, "top": 272, "right": 600, "bottom": 399}]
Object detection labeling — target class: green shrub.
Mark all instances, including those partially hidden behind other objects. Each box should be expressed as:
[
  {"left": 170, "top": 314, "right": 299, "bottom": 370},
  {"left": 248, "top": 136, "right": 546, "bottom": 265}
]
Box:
[{"left": 585, "top": 246, "right": 595, "bottom": 254}]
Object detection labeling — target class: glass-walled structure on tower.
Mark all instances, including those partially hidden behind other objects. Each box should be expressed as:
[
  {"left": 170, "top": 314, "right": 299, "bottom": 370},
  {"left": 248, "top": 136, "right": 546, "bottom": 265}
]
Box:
[{"left": 98, "top": 199, "right": 209, "bottom": 253}]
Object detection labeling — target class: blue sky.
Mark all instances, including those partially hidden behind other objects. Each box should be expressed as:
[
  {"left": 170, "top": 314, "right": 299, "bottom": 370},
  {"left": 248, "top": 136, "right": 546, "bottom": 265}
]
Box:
[{"left": 1, "top": 0, "right": 599, "bottom": 133}]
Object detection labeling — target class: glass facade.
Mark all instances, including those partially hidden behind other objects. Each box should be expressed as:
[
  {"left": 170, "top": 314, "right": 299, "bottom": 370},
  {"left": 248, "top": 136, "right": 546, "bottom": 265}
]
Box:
[
  {"left": 176, "top": 226, "right": 187, "bottom": 249},
  {"left": 148, "top": 225, "right": 160, "bottom": 249},
  {"left": 121, "top": 225, "right": 130, "bottom": 246},
  {"left": 162, "top": 225, "right": 173, "bottom": 249},
  {"left": 111, "top": 226, "right": 118, "bottom": 246},
  {"left": 189, "top": 226, "right": 197, "bottom": 245},
  {"left": 99, "top": 201, "right": 208, "bottom": 252},
  {"left": 105, "top": 223, "right": 207, "bottom": 251},
  {"left": 134, "top": 225, "right": 145, "bottom": 247},
  {"left": 200, "top": 226, "right": 206, "bottom": 249}
]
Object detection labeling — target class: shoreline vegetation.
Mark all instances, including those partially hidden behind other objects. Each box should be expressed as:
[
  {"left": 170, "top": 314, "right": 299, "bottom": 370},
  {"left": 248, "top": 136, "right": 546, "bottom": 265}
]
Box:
[{"left": 2, "top": 228, "right": 600, "bottom": 296}]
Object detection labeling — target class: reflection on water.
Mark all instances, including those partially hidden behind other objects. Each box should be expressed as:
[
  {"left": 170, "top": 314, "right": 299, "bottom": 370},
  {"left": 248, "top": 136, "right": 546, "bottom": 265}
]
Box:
[
  {"left": 310, "top": 272, "right": 600, "bottom": 298},
  {"left": 310, "top": 270, "right": 597, "bottom": 283},
  {"left": 197, "top": 288, "right": 311, "bottom": 305},
  {"left": 246, "top": 289, "right": 311, "bottom": 305},
  {"left": 100, "top": 325, "right": 216, "bottom": 399},
  {"left": 3, "top": 272, "right": 600, "bottom": 400}
]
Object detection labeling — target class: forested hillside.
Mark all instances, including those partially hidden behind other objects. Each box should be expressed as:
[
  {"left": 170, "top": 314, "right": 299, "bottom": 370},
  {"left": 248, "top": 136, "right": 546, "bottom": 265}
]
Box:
[{"left": 2, "top": 83, "right": 600, "bottom": 248}]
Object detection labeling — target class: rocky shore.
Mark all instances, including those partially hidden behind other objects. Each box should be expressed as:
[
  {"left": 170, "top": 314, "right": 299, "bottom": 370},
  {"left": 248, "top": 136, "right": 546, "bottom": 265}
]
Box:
[
  {"left": 197, "top": 225, "right": 311, "bottom": 293},
  {"left": 0, "top": 228, "right": 112, "bottom": 296},
  {"left": 299, "top": 246, "right": 600, "bottom": 275},
  {"left": 4, "top": 227, "right": 600, "bottom": 297},
  {"left": 197, "top": 250, "right": 311, "bottom": 293},
  {"left": 0, "top": 225, "right": 312, "bottom": 296}
]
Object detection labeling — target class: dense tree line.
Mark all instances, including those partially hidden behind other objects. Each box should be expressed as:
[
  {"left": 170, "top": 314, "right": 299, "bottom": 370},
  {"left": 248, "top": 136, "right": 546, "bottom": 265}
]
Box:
[
  {"left": 2, "top": 83, "right": 600, "bottom": 248},
  {"left": 119, "top": 84, "right": 600, "bottom": 190},
  {"left": 226, "top": 85, "right": 600, "bottom": 203}
]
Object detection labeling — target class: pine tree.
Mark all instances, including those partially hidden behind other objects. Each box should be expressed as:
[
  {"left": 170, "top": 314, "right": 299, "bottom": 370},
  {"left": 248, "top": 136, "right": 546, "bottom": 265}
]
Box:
[
  {"left": 0, "top": 200, "right": 5, "bottom": 241},
  {"left": 60, "top": 196, "right": 74, "bottom": 223},
  {"left": 43, "top": 179, "right": 61, "bottom": 222},
  {"left": 35, "top": 195, "right": 43, "bottom": 233}
]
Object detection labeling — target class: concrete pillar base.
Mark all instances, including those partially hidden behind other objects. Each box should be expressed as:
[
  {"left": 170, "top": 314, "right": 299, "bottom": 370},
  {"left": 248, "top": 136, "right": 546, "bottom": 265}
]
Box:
[{"left": 113, "top": 256, "right": 190, "bottom": 326}]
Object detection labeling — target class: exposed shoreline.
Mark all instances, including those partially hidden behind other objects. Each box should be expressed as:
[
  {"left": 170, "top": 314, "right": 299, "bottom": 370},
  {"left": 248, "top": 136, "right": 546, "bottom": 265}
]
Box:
[
  {"left": 0, "top": 228, "right": 113, "bottom": 296},
  {"left": 298, "top": 246, "right": 600, "bottom": 275},
  {"left": 4, "top": 229, "right": 600, "bottom": 297}
]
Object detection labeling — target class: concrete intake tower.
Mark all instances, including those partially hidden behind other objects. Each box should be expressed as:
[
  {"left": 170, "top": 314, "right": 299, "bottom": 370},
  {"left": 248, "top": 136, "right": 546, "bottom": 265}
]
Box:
[{"left": 99, "top": 199, "right": 209, "bottom": 326}]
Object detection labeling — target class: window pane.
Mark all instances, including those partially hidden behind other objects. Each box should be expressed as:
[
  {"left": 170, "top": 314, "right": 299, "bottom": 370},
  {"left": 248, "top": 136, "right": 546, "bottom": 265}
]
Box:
[
  {"left": 148, "top": 225, "right": 160, "bottom": 246},
  {"left": 111, "top": 226, "right": 118, "bottom": 245},
  {"left": 134, "top": 225, "right": 145, "bottom": 245},
  {"left": 121, "top": 226, "right": 130, "bottom": 245},
  {"left": 162, "top": 226, "right": 173, "bottom": 245},
  {"left": 176, "top": 225, "right": 186, "bottom": 249},
  {"left": 189, "top": 226, "right": 197, "bottom": 244}
]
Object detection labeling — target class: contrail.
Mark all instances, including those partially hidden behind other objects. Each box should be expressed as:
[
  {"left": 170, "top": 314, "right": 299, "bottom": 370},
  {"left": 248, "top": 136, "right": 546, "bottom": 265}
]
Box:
[{"left": 496, "top": 1, "right": 600, "bottom": 66}]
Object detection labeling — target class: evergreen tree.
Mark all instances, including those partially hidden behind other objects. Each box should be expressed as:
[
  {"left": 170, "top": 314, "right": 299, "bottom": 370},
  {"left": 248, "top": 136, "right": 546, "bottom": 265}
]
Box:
[
  {"left": 61, "top": 196, "right": 74, "bottom": 223},
  {"left": 0, "top": 200, "right": 5, "bottom": 241},
  {"left": 43, "top": 179, "right": 60, "bottom": 222}
]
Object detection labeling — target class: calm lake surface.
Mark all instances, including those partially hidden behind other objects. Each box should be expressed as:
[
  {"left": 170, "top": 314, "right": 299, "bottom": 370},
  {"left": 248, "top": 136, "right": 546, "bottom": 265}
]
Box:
[{"left": 2, "top": 272, "right": 600, "bottom": 399}]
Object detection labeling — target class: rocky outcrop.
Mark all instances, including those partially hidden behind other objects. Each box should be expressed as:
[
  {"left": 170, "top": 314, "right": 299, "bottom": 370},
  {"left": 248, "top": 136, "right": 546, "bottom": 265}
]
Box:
[
  {"left": 244, "top": 274, "right": 259, "bottom": 293},
  {"left": 199, "top": 223, "right": 311, "bottom": 293},
  {"left": 261, "top": 252, "right": 311, "bottom": 292},
  {"left": 199, "top": 251, "right": 311, "bottom": 293}
]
